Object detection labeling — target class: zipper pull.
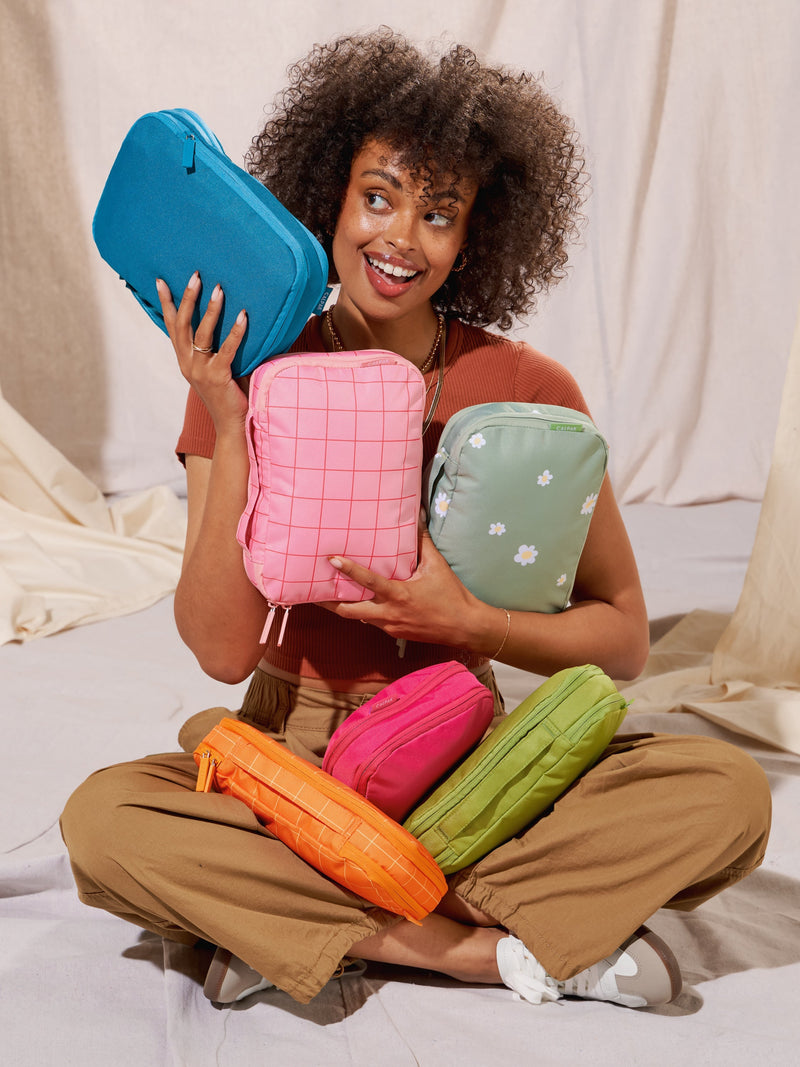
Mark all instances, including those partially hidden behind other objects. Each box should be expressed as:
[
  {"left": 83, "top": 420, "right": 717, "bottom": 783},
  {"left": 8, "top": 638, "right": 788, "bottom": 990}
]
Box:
[
  {"left": 276, "top": 604, "right": 291, "bottom": 646},
  {"left": 260, "top": 604, "right": 277, "bottom": 644},
  {"left": 195, "top": 751, "right": 217, "bottom": 792},
  {"left": 182, "top": 134, "right": 196, "bottom": 171}
]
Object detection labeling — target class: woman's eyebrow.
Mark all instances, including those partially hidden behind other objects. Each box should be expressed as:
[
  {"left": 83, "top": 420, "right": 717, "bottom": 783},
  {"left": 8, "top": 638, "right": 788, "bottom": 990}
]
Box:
[
  {"left": 360, "top": 167, "right": 467, "bottom": 204},
  {"left": 360, "top": 168, "right": 403, "bottom": 190}
]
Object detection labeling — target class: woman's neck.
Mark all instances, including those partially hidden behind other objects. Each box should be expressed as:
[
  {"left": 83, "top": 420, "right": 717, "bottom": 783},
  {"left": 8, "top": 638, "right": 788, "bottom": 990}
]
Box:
[{"left": 326, "top": 299, "right": 441, "bottom": 370}]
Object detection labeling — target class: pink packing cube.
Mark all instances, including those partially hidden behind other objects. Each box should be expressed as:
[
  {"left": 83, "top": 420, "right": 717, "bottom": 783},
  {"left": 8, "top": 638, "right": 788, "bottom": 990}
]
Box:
[
  {"left": 322, "top": 661, "right": 495, "bottom": 822},
  {"left": 236, "top": 351, "right": 425, "bottom": 644}
]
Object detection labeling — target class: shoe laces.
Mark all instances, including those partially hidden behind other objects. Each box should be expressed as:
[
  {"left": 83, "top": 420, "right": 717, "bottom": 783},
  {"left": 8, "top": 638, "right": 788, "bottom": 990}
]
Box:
[{"left": 496, "top": 936, "right": 562, "bottom": 1005}]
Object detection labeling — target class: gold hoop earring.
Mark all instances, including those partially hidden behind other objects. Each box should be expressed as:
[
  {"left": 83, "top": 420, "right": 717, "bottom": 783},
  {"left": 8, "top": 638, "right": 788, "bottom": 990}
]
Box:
[{"left": 451, "top": 249, "right": 468, "bottom": 274}]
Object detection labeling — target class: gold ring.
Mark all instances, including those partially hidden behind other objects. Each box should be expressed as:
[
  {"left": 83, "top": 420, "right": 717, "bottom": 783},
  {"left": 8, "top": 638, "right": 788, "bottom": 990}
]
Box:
[{"left": 191, "top": 341, "right": 214, "bottom": 353}]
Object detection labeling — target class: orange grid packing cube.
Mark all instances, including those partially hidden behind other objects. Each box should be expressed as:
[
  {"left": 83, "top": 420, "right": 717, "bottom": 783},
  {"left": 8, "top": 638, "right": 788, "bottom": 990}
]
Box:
[{"left": 194, "top": 718, "right": 447, "bottom": 923}]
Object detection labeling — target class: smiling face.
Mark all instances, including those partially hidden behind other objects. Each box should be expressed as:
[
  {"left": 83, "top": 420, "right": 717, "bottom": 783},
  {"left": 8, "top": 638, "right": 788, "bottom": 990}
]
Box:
[{"left": 331, "top": 139, "right": 477, "bottom": 329}]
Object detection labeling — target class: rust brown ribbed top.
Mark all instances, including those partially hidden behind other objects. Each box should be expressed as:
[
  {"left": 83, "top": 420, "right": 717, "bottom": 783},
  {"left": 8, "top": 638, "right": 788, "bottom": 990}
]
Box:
[{"left": 175, "top": 316, "right": 590, "bottom": 685}]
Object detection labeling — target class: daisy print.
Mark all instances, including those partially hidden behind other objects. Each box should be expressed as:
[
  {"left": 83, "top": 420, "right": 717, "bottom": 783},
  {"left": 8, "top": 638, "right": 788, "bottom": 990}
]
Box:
[
  {"left": 469, "top": 432, "right": 487, "bottom": 449},
  {"left": 514, "top": 545, "right": 538, "bottom": 566},
  {"left": 581, "top": 493, "right": 599, "bottom": 515},
  {"left": 557, "top": 573, "right": 567, "bottom": 587},
  {"left": 537, "top": 469, "right": 553, "bottom": 487},
  {"left": 488, "top": 522, "right": 506, "bottom": 536},
  {"left": 434, "top": 491, "right": 450, "bottom": 517}
]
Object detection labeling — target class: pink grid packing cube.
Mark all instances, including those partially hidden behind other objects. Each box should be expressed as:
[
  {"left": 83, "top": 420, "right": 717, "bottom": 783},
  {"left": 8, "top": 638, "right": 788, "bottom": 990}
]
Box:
[{"left": 237, "top": 351, "right": 425, "bottom": 633}]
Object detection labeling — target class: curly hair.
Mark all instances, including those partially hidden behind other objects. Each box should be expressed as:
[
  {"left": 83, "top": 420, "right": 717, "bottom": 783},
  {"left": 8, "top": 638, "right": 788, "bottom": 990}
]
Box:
[{"left": 246, "top": 28, "right": 587, "bottom": 330}]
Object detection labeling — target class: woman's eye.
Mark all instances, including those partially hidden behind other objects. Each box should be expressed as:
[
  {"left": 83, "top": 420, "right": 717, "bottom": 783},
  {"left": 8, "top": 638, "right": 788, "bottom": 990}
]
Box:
[
  {"left": 426, "top": 210, "right": 454, "bottom": 228},
  {"left": 366, "top": 192, "right": 390, "bottom": 209}
]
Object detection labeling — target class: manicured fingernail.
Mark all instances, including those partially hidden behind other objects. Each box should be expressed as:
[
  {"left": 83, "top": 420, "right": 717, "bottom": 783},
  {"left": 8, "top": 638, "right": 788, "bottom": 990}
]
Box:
[
  {"left": 236, "top": 310, "right": 247, "bottom": 325},
  {"left": 328, "top": 557, "right": 343, "bottom": 569},
  {"left": 212, "top": 284, "right": 222, "bottom": 301},
  {"left": 155, "top": 278, "right": 164, "bottom": 292},
  {"left": 188, "top": 271, "right": 200, "bottom": 289}
]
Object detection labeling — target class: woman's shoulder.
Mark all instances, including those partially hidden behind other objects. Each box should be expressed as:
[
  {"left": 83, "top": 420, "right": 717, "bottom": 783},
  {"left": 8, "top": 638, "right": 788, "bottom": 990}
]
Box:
[{"left": 448, "top": 319, "right": 589, "bottom": 413}]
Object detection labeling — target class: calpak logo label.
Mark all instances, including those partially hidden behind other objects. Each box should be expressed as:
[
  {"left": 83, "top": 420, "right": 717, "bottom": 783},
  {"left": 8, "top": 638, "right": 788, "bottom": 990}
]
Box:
[{"left": 549, "top": 423, "right": 584, "bottom": 432}]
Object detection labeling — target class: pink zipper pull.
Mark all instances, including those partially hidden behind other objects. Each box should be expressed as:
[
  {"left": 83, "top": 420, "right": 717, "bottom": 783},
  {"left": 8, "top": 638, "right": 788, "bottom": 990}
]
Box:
[
  {"left": 260, "top": 604, "right": 277, "bottom": 644},
  {"left": 277, "top": 604, "right": 291, "bottom": 646}
]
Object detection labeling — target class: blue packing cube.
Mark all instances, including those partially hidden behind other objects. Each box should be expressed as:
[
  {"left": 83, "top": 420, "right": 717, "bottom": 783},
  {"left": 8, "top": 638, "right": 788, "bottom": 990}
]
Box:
[{"left": 92, "top": 108, "right": 329, "bottom": 377}]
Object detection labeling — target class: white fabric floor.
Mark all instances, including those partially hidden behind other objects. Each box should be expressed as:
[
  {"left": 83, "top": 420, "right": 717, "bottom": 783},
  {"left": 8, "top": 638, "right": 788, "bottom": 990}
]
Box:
[{"left": 2, "top": 500, "right": 799, "bottom": 1066}]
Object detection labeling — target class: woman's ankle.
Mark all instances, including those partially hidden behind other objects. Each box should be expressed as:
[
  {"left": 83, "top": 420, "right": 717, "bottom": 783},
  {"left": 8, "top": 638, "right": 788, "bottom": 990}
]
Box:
[
  {"left": 435, "top": 888, "right": 498, "bottom": 927},
  {"left": 441, "top": 925, "right": 505, "bottom": 984},
  {"left": 349, "top": 914, "right": 504, "bottom": 985}
]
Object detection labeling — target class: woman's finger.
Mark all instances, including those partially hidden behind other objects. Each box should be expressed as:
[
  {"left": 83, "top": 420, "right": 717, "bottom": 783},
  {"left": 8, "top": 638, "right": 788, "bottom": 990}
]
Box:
[
  {"left": 155, "top": 277, "right": 177, "bottom": 335},
  {"left": 191, "top": 281, "right": 225, "bottom": 351},
  {"left": 328, "top": 555, "right": 390, "bottom": 595},
  {"left": 217, "top": 308, "right": 249, "bottom": 371}
]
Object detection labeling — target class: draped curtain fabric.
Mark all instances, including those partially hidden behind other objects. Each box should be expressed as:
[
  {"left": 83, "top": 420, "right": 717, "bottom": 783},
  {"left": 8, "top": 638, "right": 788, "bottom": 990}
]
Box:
[
  {"left": 3, "top": 1, "right": 798, "bottom": 501},
  {"left": 2, "top": 0, "right": 800, "bottom": 722},
  {"left": 623, "top": 303, "right": 800, "bottom": 755}
]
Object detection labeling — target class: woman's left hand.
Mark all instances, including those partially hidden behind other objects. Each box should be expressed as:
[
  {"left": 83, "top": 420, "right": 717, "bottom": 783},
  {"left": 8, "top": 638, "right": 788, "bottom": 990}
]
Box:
[{"left": 321, "top": 528, "right": 485, "bottom": 648}]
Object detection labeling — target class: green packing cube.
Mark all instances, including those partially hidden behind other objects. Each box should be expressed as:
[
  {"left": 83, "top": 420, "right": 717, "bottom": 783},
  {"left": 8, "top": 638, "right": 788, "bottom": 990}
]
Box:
[
  {"left": 426, "top": 403, "right": 608, "bottom": 613},
  {"left": 402, "top": 664, "right": 629, "bottom": 875}
]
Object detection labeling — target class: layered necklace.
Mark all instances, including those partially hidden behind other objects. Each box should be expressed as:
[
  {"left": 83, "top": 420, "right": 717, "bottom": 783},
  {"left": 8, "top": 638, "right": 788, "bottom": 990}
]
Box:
[{"left": 325, "top": 307, "right": 446, "bottom": 434}]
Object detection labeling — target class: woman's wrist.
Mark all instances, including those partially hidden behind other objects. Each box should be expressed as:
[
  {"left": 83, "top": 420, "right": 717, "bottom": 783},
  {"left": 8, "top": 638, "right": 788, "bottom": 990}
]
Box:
[
  {"left": 459, "top": 601, "right": 513, "bottom": 661},
  {"left": 491, "top": 609, "right": 512, "bottom": 660}
]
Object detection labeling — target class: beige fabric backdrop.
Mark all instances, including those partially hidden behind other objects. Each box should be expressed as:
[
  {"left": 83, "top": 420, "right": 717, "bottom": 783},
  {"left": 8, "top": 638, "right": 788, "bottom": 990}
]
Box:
[
  {"left": 621, "top": 300, "right": 800, "bottom": 754},
  {"left": 2, "top": 0, "right": 799, "bottom": 502},
  {"left": 2, "top": 0, "right": 800, "bottom": 702}
]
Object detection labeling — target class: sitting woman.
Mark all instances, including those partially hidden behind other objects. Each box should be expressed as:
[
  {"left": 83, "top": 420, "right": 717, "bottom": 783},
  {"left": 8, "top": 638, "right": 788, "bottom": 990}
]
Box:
[{"left": 61, "top": 29, "right": 770, "bottom": 1009}]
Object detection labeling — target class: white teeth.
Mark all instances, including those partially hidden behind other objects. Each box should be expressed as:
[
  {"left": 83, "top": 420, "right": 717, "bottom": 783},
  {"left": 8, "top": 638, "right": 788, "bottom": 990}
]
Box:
[{"left": 368, "top": 256, "right": 418, "bottom": 279}]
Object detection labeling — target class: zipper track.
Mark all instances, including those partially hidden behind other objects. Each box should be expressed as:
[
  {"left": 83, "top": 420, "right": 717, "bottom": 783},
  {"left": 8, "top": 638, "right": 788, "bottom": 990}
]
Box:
[
  {"left": 407, "top": 668, "right": 603, "bottom": 831},
  {"left": 432, "top": 690, "right": 626, "bottom": 857},
  {"left": 428, "top": 405, "right": 605, "bottom": 510},
  {"left": 212, "top": 721, "right": 443, "bottom": 882},
  {"left": 355, "top": 693, "right": 478, "bottom": 794},
  {"left": 152, "top": 112, "right": 321, "bottom": 347},
  {"left": 324, "top": 661, "right": 461, "bottom": 767}
]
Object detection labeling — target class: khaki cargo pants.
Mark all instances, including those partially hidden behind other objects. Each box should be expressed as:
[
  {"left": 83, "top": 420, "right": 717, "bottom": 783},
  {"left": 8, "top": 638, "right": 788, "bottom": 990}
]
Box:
[{"left": 61, "top": 667, "right": 771, "bottom": 1004}]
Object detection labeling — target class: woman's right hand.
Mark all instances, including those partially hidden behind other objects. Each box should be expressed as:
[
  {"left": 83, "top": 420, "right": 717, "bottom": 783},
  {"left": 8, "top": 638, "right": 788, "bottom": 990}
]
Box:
[{"left": 156, "top": 272, "right": 249, "bottom": 432}]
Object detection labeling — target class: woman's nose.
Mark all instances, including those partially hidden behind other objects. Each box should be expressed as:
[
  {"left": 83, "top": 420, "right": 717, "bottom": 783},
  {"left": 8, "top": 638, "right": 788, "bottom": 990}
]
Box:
[{"left": 384, "top": 208, "right": 417, "bottom": 253}]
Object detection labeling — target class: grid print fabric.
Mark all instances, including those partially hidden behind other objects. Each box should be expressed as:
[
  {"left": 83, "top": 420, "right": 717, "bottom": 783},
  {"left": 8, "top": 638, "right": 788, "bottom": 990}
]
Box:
[
  {"left": 196, "top": 720, "right": 446, "bottom": 921},
  {"left": 238, "top": 353, "right": 425, "bottom": 605}
]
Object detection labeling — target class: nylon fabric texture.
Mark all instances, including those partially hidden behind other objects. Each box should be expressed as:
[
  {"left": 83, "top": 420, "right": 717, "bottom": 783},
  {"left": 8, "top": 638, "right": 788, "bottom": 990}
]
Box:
[
  {"left": 193, "top": 717, "right": 447, "bottom": 923},
  {"left": 404, "top": 664, "right": 629, "bottom": 873}
]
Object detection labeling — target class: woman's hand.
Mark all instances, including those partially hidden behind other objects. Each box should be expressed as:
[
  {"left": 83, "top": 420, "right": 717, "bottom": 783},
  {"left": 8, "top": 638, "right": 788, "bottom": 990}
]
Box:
[
  {"left": 321, "top": 528, "right": 504, "bottom": 653},
  {"left": 156, "top": 272, "right": 249, "bottom": 432},
  {"left": 321, "top": 473, "right": 651, "bottom": 680}
]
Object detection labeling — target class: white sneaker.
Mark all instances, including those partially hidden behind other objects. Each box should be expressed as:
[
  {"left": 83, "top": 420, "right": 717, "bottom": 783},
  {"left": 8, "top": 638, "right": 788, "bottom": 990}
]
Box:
[
  {"left": 496, "top": 926, "right": 682, "bottom": 1009},
  {"left": 203, "top": 947, "right": 367, "bottom": 1004}
]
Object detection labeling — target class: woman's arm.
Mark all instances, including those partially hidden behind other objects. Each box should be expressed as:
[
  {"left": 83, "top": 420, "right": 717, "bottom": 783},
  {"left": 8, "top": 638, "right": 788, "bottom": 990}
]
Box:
[
  {"left": 158, "top": 274, "right": 269, "bottom": 682},
  {"left": 325, "top": 473, "right": 650, "bottom": 681}
]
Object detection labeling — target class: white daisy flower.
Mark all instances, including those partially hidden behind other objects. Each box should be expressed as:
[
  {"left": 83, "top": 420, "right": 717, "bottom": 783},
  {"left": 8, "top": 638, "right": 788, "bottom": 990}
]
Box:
[
  {"left": 434, "top": 491, "right": 450, "bottom": 517},
  {"left": 488, "top": 522, "right": 506, "bottom": 536},
  {"left": 557, "top": 573, "right": 567, "bottom": 587},
  {"left": 514, "top": 545, "right": 538, "bottom": 566},
  {"left": 537, "top": 469, "right": 553, "bottom": 487},
  {"left": 469, "top": 432, "right": 487, "bottom": 449},
  {"left": 581, "top": 493, "right": 599, "bottom": 515}
]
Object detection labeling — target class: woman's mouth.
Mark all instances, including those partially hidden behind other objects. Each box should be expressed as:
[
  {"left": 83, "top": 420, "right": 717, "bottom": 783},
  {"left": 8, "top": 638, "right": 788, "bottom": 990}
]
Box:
[{"left": 364, "top": 253, "right": 421, "bottom": 296}]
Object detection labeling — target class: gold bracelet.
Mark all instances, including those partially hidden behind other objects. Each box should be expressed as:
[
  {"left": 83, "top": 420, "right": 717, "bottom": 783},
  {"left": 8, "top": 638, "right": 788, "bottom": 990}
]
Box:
[{"left": 491, "top": 608, "right": 511, "bottom": 660}]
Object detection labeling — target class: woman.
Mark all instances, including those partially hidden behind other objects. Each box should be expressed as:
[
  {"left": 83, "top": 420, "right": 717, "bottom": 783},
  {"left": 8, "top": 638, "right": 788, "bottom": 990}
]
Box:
[{"left": 62, "top": 30, "right": 770, "bottom": 1009}]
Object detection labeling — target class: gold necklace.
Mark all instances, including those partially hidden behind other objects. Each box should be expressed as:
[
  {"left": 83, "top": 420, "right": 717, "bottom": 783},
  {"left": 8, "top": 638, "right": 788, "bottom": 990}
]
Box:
[
  {"left": 325, "top": 307, "right": 444, "bottom": 373},
  {"left": 325, "top": 306, "right": 446, "bottom": 434}
]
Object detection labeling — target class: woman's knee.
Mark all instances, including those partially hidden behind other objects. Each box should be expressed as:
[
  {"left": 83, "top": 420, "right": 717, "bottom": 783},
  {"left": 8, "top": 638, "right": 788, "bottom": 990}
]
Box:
[
  {"left": 60, "top": 763, "right": 137, "bottom": 888},
  {"left": 675, "top": 735, "right": 771, "bottom": 866}
]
